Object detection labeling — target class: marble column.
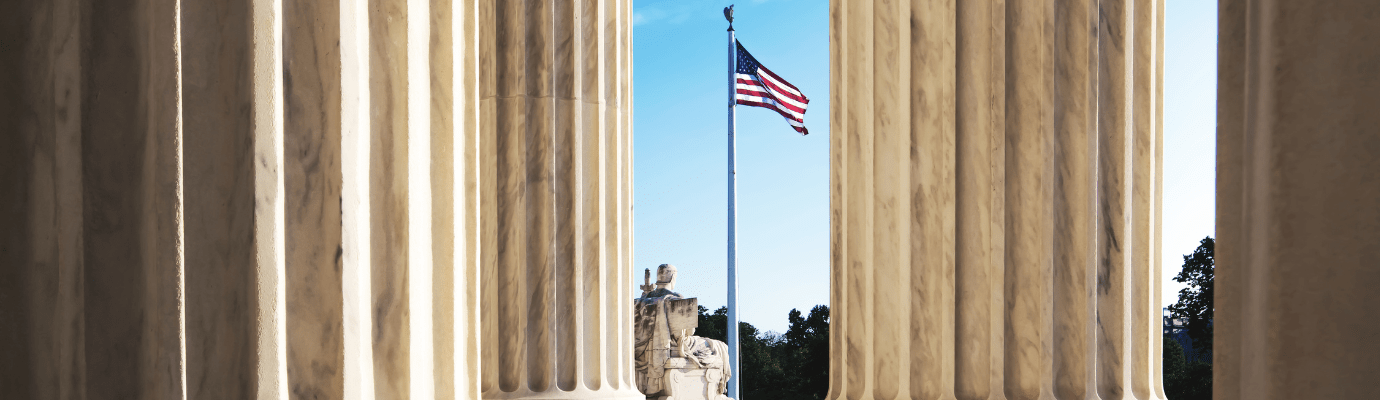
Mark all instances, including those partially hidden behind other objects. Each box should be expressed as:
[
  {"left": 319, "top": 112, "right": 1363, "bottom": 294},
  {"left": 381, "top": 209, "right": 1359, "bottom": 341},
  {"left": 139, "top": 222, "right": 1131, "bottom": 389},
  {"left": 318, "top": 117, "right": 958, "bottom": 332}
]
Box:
[
  {"left": 1129, "top": 1, "right": 1161, "bottom": 399},
  {"left": 0, "top": 0, "right": 187, "bottom": 397},
  {"left": 4, "top": 0, "right": 498, "bottom": 397},
  {"left": 182, "top": 0, "right": 287, "bottom": 398},
  {"left": 1053, "top": 0, "right": 1099, "bottom": 398},
  {"left": 1215, "top": 1, "right": 1380, "bottom": 399},
  {"left": 1212, "top": 0, "right": 1245, "bottom": 398},
  {"left": 953, "top": 0, "right": 1008, "bottom": 398},
  {"left": 283, "top": 0, "right": 375, "bottom": 397},
  {"left": 1003, "top": 1, "right": 1056, "bottom": 397},
  {"left": 478, "top": 1, "right": 640, "bottom": 399},
  {"left": 828, "top": 1, "right": 1166, "bottom": 399},
  {"left": 1096, "top": 0, "right": 1136, "bottom": 398},
  {"left": 0, "top": 0, "right": 86, "bottom": 398},
  {"left": 431, "top": 0, "right": 485, "bottom": 399}
]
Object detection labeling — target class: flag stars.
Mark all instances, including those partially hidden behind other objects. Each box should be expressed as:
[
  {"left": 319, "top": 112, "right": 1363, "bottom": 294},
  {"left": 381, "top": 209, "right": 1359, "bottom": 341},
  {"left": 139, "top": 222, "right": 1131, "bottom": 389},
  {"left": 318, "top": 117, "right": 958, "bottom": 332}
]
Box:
[{"left": 733, "top": 39, "right": 811, "bottom": 135}]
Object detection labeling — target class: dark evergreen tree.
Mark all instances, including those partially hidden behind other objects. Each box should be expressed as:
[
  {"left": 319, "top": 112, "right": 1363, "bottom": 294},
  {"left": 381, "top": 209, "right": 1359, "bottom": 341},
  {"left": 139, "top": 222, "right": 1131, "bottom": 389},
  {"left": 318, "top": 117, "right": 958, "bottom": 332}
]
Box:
[
  {"left": 697, "top": 305, "right": 728, "bottom": 343},
  {"left": 1164, "top": 236, "right": 1214, "bottom": 399},
  {"left": 1168, "top": 236, "right": 1214, "bottom": 360},
  {"left": 783, "top": 306, "right": 829, "bottom": 400},
  {"left": 1165, "top": 336, "right": 1212, "bottom": 400},
  {"left": 694, "top": 305, "right": 830, "bottom": 400}
]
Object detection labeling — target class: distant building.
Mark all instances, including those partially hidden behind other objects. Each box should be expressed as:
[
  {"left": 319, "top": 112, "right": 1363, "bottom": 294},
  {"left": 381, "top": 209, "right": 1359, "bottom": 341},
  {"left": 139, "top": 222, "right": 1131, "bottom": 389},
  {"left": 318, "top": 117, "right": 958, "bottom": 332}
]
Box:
[{"left": 1162, "top": 307, "right": 1188, "bottom": 335}]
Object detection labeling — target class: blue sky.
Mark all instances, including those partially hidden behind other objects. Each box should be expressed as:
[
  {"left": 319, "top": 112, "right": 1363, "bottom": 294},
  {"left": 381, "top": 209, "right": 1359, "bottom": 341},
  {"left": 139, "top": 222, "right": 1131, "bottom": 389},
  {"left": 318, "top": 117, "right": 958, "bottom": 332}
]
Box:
[{"left": 633, "top": 0, "right": 1217, "bottom": 334}]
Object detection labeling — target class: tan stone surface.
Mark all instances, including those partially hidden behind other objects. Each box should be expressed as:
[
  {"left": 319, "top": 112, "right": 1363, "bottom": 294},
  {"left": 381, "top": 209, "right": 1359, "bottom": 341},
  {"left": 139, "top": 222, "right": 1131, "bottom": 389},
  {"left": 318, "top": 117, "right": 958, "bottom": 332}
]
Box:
[
  {"left": 80, "top": 0, "right": 187, "bottom": 397},
  {"left": 1053, "top": 0, "right": 1098, "bottom": 398},
  {"left": 1216, "top": 1, "right": 1380, "bottom": 399},
  {"left": 1004, "top": 1, "right": 1056, "bottom": 397},
  {"left": 1213, "top": 1, "right": 1245, "bottom": 399},
  {"left": 4, "top": 0, "right": 634, "bottom": 398},
  {"left": 429, "top": 1, "right": 484, "bottom": 399},
  {"left": 478, "top": 1, "right": 640, "bottom": 399},
  {"left": 829, "top": 1, "right": 1165, "bottom": 400},
  {"left": 0, "top": 0, "right": 86, "bottom": 398},
  {"left": 1130, "top": 2, "right": 1162, "bottom": 398},
  {"left": 367, "top": 0, "right": 414, "bottom": 396},
  {"left": 182, "top": 0, "right": 278, "bottom": 398},
  {"left": 283, "top": 0, "right": 372, "bottom": 397},
  {"left": 1097, "top": 0, "right": 1136, "bottom": 398},
  {"left": 1151, "top": 2, "right": 1166, "bottom": 398},
  {"left": 954, "top": 1, "right": 1006, "bottom": 399}
]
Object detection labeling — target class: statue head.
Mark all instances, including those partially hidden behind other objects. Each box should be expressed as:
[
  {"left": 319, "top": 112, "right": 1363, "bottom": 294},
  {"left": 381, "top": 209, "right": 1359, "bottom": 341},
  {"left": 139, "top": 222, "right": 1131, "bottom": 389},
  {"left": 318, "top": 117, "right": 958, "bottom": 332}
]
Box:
[{"left": 656, "top": 264, "right": 677, "bottom": 290}]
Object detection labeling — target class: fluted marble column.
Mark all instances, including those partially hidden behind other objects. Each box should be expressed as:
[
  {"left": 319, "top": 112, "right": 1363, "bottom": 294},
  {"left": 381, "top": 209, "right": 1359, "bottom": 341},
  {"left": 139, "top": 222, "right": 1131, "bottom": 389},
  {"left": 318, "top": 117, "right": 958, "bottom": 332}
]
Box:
[
  {"left": 283, "top": 0, "right": 375, "bottom": 397},
  {"left": 431, "top": 0, "right": 485, "bottom": 399},
  {"left": 952, "top": 1, "right": 1006, "bottom": 399},
  {"left": 829, "top": 1, "right": 1165, "bottom": 399},
  {"left": 183, "top": 0, "right": 287, "bottom": 397},
  {"left": 4, "top": 0, "right": 496, "bottom": 397},
  {"left": 1216, "top": 1, "right": 1380, "bottom": 399},
  {"left": 1129, "top": 1, "right": 1161, "bottom": 399},
  {"left": 1, "top": 0, "right": 187, "bottom": 398},
  {"left": 1053, "top": 0, "right": 1099, "bottom": 398},
  {"left": 477, "top": 1, "right": 638, "bottom": 400},
  {"left": 0, "top": 0, "right": 87, "bottom": 398},
  {"left": 1096, "top": 0, "right": 1135, "bottom": 398}
]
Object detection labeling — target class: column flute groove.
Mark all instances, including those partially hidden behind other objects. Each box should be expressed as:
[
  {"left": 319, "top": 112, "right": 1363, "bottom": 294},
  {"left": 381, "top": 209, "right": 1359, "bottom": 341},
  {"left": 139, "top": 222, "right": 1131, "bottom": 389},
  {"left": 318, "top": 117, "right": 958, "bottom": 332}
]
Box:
[
  {"left": 1052, "top": 0, "right": 1100, "bottom": 398},
  {"left": 480, "top": 1, "right": 639, "bottom": 400},
  {"left": 1129, "top": 1, "right": 1163, "bottom": 398},
  {"left": 1095, "top": 0, "right": 1136, "bottom": 397},
  {"left": 832, "top": 1, "right": 1162, "bottom": 400}
]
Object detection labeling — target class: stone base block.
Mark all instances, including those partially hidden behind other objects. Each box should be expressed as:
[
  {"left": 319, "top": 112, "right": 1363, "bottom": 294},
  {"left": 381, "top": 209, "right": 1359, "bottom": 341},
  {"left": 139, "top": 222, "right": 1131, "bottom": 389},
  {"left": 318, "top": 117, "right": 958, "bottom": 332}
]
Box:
[{"left": 656, "top": 363, "right": 732, "bottom": 400}]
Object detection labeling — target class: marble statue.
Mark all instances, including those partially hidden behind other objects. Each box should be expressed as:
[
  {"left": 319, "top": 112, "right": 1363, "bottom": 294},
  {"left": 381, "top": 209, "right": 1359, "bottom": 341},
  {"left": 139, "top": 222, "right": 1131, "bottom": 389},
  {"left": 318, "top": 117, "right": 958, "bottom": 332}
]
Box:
[{"left": 634, "top": 264, "right": 733, "bottom": 400}]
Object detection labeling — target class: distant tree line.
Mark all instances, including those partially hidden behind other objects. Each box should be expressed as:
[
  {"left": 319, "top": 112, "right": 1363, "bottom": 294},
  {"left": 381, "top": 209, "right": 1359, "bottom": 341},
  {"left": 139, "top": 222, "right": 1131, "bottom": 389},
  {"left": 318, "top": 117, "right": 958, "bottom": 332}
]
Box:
[{"left": 697, "top": 305, "right": 830, "bottom": 400}]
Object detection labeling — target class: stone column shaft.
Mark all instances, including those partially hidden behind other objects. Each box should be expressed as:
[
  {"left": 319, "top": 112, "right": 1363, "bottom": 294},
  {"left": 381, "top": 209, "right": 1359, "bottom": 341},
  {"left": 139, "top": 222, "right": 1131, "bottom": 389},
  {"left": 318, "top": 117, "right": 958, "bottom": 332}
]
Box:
[
  {"left": 1053, "top": 0, "right": 1099, "bottom": 398},
  {"left": 954, "top": 1, "right": 1006, "bottom": 399},
  {"left": 284, "top": 0, "right": 375, "bottom": 397},
  {"left": 4, "top": 0, "right": 540, "bottom": 398},
  {"left": 1, "top": 0, "right": 86, "bottom": 398},
  {"left": 832, "top": 0, "right": 960, "bottom": 399},
  {"left": 1212, "top": 1, "right": 1245, "bottom": 399},
  {"left": 479, "top": 0, "right": 639, "bottom": 399},
  {"left": 430, "top": 0, "right": 484, "bottom": 399},
  {"left": 181, "top": 0, "right": 288, "bottom": 397},
  {"left": 81, "top": 0, "right": 187, "bottom": 397},
  {"left": 1151, "top": 3, "right": 1165, "bottom": 399},
  {"left": 1130, "top": 1, "right": 1161, "bottom": 398},
  {"left": 1096, "top": 0, "right": 1136, "bottom": 398},
  {"left": 1003, "top": 1, "right": 1056, "bottom": 397},
  {"left": 830, "top": 1, "right": 1165, "bottom": 400},
  {"left": 1216, "top": 1, "right": 1380, "bottom": 399}
]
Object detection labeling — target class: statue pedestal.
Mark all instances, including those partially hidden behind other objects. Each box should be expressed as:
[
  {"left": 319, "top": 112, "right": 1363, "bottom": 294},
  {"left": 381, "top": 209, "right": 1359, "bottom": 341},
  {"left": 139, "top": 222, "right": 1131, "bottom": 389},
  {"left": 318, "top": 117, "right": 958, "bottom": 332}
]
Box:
[{"left": 658, "top": 359, "right": 732, "bottom": 400}]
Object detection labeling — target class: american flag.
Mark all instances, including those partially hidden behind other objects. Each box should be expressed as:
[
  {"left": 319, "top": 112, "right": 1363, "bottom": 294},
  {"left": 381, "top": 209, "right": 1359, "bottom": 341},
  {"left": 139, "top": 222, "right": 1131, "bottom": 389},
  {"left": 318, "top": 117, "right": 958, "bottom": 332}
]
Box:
[{"left": 735, "top": 40, "right": 810, "bottom": 135}]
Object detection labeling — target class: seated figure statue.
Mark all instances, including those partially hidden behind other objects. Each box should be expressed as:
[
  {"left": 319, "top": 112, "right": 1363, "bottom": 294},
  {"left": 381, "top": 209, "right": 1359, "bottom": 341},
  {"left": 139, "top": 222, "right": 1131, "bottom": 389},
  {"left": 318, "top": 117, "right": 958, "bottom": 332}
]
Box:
[{"left": 634, "top": 264, "right": 733, "bottom": 400}]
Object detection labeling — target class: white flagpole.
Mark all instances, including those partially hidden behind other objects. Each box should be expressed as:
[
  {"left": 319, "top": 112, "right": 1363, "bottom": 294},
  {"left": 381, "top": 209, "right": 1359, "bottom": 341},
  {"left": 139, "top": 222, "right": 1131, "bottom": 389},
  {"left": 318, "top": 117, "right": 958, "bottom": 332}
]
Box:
[{"left": 725, "top": 5, "right": 741, "bottom": 400}]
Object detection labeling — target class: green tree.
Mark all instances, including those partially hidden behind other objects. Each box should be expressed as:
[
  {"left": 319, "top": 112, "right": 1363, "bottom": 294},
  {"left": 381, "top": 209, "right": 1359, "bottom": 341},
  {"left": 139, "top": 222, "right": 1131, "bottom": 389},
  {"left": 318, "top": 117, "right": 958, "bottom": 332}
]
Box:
[
  {"left": 1163, "top": 336, "right": 1188, "bottom": 384},
  {"left": 1163, "top": 337, "right": 1212, "bottom": 400},
  {"left": 1168, "top": 236, "right": 1214, "bottom": 359},
  {"left": 783, "top": 306, "right": 829, "bottom": 400},
  {"left": 1164, "top": 236, "right": 1214, "bottom": 399},
  {"left": 697, "top": 305, "right": 728, "bottom": 342},
  {"left": 695, "top": 305, "right": 830, "bottom": 400}
]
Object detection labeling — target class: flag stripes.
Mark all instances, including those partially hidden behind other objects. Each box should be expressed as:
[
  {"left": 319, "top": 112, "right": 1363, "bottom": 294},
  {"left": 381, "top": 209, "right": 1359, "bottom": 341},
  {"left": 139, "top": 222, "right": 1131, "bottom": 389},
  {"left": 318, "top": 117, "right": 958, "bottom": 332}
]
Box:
[{"left": 734, "top": 40, "right": 810, "bottom": 135}]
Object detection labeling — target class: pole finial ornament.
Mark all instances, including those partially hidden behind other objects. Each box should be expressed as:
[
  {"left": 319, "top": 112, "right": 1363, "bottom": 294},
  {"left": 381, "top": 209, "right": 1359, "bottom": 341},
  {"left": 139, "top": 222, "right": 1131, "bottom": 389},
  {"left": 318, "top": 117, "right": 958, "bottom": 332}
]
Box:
[{"left": 724, "top": 5, "right": 734, "bottom": 31}]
